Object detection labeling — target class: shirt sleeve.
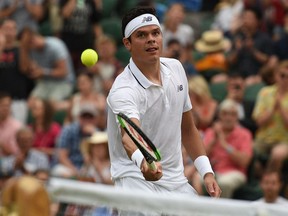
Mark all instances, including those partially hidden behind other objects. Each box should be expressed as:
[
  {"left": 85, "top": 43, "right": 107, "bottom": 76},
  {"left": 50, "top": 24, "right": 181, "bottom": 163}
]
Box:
[{"left": 107, "top": 85, "right": 142, "bottom": 120}]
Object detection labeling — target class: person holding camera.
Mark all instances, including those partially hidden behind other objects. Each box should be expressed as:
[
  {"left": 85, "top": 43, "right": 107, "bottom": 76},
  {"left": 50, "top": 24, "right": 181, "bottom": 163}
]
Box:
[{"left": 226, "top": 72, "right": 258, "bottom": 135}]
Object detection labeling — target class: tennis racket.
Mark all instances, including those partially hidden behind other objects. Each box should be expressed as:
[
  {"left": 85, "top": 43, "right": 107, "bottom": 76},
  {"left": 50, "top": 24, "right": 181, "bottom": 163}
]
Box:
[{"left": 117, "top": 112, "right": 161, "bottom": 170}]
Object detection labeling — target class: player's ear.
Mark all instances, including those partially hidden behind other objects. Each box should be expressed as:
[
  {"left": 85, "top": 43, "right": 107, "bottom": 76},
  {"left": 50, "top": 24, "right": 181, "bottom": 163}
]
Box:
[{"left": 123, "top": 38, "right": 131, "bottom": 51}]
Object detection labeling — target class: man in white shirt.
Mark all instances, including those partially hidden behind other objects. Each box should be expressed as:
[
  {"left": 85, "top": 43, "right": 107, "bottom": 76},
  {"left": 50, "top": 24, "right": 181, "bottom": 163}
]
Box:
[
  {"left": 254, "top": 170, "right": 288, "bottom": 206},
  {"left": 107, "top": 6, "right": 221, "bottom": 199}
]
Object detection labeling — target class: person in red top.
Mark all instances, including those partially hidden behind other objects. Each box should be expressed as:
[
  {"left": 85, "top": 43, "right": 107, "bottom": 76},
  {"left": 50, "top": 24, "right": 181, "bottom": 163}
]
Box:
[
  {"left": 30, "top": 97, "right": 61, "bottom": 161},
  {"left": 193, "top": 98, "right": 253, "bottom": 198}
]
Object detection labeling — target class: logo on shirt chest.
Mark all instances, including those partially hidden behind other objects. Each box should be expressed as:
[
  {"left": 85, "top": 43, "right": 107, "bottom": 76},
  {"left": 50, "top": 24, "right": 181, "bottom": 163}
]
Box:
[{"left": 177, "top": 84, "right": 183, "bottom": 92}]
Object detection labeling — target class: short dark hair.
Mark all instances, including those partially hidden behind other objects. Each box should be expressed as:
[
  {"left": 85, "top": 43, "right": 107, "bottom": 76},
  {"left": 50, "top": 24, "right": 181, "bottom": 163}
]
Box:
[{"left": 121, "top": 6, "right": 157, "bottom": 38}]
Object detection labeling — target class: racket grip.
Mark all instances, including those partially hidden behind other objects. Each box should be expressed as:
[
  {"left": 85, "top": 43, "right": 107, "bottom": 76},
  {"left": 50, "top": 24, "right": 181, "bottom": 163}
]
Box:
[{"left": 147, "top": 161, "right": 157, "bottom": 171}]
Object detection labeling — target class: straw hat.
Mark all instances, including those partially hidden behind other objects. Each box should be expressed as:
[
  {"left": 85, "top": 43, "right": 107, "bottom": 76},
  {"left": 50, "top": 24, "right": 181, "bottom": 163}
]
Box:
[
  {"left": 81, "top": 131, "right": 108, "bottom": 156},
  {"left": 195, "top": 30, "right": 231, "bottom": 53}
]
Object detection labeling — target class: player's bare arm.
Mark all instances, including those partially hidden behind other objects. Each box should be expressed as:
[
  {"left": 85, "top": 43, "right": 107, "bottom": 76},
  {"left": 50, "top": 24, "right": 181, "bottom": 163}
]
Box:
[
  {"left": 120, "top": 117, "right": 162, "bottom": 181},
  {"left": 181, "top": 110, "right": 221, "bottom": 197}
]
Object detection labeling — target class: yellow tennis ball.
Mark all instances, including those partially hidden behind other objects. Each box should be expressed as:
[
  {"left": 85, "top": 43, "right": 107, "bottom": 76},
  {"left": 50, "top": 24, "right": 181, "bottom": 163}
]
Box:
[{"left": 81, "top": 49, "right": 98, "bottom": 67}]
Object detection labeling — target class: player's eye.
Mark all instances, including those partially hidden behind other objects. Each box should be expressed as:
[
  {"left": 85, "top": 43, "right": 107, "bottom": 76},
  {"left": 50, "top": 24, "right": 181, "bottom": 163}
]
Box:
[
  {"left": 153, "top": 30, "right": 161, "bottom": 36},
  {"left": 137, "top": 32, "right": 146, "bottom": 38}
]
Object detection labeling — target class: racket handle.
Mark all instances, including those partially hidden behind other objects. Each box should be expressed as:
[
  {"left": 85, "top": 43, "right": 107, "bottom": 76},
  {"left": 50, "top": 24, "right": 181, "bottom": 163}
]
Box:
[{"left": 147, "top": 161, "right": 157, "bottom": 171}]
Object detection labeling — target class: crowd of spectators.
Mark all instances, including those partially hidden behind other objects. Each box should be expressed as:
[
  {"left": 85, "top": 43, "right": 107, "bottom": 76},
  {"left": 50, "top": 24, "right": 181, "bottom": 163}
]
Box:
[{"left": 0, "top": 0, "right": 288, "bottom": 215}]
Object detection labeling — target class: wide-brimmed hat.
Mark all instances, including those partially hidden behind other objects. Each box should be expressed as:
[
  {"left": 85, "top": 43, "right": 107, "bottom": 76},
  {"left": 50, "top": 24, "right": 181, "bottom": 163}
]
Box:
[
  {"left": 80, "top": 131, "right": 108, "bottom": 156},
  {"left": 195, "top": 30, "right": 231, "bottom": 53}
]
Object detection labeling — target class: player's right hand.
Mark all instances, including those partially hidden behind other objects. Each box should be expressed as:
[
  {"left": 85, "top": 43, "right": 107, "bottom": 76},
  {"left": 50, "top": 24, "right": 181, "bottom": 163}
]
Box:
[{"left": 141, "top": 161, "right": 163, "bottom": 181}]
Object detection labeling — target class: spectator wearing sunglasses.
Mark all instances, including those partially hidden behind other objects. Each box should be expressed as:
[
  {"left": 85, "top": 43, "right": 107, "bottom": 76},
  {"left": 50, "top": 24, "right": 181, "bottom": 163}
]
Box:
[{"left": 252, "top": 60, "right": 288, "bottom": 175}]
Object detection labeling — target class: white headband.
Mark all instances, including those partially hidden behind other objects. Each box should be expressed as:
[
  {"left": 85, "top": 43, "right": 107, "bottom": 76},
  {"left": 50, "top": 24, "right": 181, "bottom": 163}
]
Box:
[{"left": 124, "top": 14, "right": 161, "bottom": 38}]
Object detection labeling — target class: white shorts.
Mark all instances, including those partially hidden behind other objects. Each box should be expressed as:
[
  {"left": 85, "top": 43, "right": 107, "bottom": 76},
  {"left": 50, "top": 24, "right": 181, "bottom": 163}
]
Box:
[
  {"left": 114, "top": 177, "right": 198, "bottom": 195},
  {"left": 114, "top": 177, "right": 197, "bottom": 216}
]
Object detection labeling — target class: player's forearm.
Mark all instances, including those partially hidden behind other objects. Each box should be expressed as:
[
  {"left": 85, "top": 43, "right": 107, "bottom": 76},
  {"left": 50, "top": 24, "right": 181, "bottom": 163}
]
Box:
[
  {"left": 181, "top": 111, "right": 206, "bottom": 161},
  {"left": 122, "top": 132, "right": 138, "bottom": 159}
]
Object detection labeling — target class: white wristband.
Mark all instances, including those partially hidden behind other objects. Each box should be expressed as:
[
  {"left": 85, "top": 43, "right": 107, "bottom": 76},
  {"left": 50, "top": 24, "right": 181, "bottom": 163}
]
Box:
[
  {"left": 194, "top": 155, "right": 214, "bottom": 180},
  {"left": 131, "top": 149, "right": 144, "bottom": 169}
]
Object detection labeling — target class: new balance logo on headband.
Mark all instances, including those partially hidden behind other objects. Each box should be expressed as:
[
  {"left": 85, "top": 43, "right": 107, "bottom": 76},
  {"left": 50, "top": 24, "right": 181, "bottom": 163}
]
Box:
[{"left": 142, "top": 16, "right": 153, "bottom": 23}]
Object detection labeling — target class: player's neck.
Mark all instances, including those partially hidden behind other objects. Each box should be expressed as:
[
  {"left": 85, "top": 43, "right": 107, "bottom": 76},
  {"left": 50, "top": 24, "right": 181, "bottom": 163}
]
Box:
[{"left": 139, "top": 62, "right": 161, "bottom": 85}]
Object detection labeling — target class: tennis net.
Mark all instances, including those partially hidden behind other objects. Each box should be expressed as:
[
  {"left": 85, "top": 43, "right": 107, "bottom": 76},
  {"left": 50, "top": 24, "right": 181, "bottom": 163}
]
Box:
[{"left": 48, "top": 178, "right": 288, "bottom": 216}]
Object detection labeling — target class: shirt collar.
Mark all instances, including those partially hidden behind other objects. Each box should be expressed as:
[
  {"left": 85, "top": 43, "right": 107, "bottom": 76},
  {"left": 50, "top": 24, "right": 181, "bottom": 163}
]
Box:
[{"left": 128, "top": 58, "right": 171, "bottom": 89}]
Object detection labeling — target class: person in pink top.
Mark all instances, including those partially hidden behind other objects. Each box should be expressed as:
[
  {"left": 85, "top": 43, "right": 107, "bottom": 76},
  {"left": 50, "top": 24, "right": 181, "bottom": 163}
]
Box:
[
  {"left": 0, "top": 91, "right": 22, "bottom": 156},
  {"left": 30, "top": 97, "right": 61, "bottom": 160},
  {"left": 193, "top": 98, "right": 253, "bottom": 198}
]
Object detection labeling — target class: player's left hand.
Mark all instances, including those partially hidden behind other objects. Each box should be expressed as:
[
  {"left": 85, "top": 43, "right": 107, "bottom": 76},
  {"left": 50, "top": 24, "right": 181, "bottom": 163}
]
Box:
[
  {"left": 141, "top": 161, "right": 163, "bottom": 181},
  {"left": 203, "top": 173, "right": 222, "bottom": 198}
]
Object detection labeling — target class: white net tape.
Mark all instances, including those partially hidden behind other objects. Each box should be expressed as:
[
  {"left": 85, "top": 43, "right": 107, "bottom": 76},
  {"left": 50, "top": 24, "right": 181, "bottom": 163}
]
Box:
[{"left": 48, "top": 178, "right": 288, "bottom": 216}]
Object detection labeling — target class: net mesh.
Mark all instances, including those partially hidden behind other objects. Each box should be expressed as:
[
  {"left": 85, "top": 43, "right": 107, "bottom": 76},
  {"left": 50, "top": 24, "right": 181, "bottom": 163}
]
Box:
[{"left": 48, "top": 178, "right": 288, "bottom": 216}]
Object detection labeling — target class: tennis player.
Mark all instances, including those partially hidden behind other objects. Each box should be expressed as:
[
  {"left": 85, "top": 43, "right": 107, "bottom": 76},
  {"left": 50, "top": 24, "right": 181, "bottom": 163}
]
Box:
[{"left": 107, "top": 6, "right": 221, "bottom": 198}]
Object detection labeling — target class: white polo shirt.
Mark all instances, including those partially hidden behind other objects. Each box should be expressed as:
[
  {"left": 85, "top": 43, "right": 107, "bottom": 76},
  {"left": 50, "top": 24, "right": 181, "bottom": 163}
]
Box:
[{"left": 107, "top": 57, "right": 192, "bottom": 190}]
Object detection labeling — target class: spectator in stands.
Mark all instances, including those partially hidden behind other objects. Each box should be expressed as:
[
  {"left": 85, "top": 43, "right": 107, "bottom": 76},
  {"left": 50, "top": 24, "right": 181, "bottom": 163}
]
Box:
[
  {"left": 188, "top": 75, "right": 218, "bottom": 133},
  {"left": 162, "top": 38, "right": 197, "bottom": 77},
  {"left": 227, "top": 7, "right": 274, "bottom": 86},
  {"left": 0, "top": 127, "right": 50, "bottom": 176},
  {"left": 80, "top": 131, "right": 112, "bottom": 184},
  {"left": 0, "top": 91, "right": 22, "bottom": 156},
  {"left": 19, "top": 27, "right": 75, "bottom": 109},
  {"left": 29, "top": 98, "right": 61, "bottom": 161},
  {"left": 273, "top": 11, "right": 288, "bottom": 61},
  {"left": 168, "top": 0, "right": 203, "bottom": 12},
  {"left": 261, "top": 0, "right": 286, "bottom": 41},
  {"left": 65, "top": 71, "right": 106, "bottom": 125},
  {"left": 89, "top": 34, "right": 124, "bottom": 96},
  {"left": 194, "top": 30, "right": 231, "bottom": 82},
  {"left": 52, "top": 103, "right": 99, "bottom": 178},
  {"left": 59, "top": 0, "right": 102, "bottom": 72},
  {"left": 254, "top": 169, "right": 288, "bottom": 205},
  {"left": 252, "top": 60, "right": 288, "bottom": 173},
  {"left": 197, "top": 99, "right": 253, "bottom": 198},
  {"left": 137, "top": 0, "right": 167, "bottom": 22},
  {"left": 0, "top": 0, "right": 44, "bottom": 32},
  {"left": 161, "top": 3, "right": 194, "bottom": 51},
  {"left": 211, "top": 0, "right": 244, "bottom": 34},
  {"left": 226, "top": 72, "right": 258, "bottom": 135},
  {"left": 0, "top": 19, "right": 34, "bottom": 123}
]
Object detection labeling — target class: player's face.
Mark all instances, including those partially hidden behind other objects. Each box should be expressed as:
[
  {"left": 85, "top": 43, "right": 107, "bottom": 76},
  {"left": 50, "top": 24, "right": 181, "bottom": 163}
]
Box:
[{"left": 124, "top": 25, "right": 162, "bottom": 65}]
